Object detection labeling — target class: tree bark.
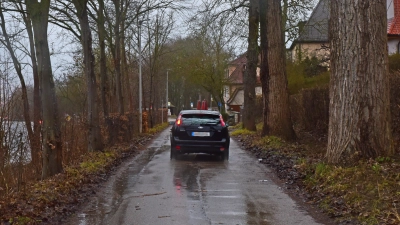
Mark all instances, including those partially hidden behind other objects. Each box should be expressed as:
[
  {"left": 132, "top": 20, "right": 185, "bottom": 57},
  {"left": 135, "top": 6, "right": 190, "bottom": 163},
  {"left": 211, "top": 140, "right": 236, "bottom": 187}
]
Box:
[
  {"left": 113, "top": 0, "right": 125, "bottom": 115},
  {"left": 22, "top": 4, "right": 42, "bottom": 175},
  {"left": 262, "top": 0, "right": 295, "bottom": 140},
  {"left": 243, "top": 0, "right": 258, "bottom": 131},
  {"left": 121, "top": 20, "right": 132, "bottom": 112},
  {"left": 97, "top": 0, "right": 109, "bottom": 118},
  {"left": 327, "top": 0, "right": 393, "bottom": 164},
  {"left": 72, "top": 0, "right": 103, "bottom": 152},
  {"left": 259, "top": 0, "right": 269, "bottom": 136},
  {"left": 26, "top": 0, "right": 63, "bottom": 179}
]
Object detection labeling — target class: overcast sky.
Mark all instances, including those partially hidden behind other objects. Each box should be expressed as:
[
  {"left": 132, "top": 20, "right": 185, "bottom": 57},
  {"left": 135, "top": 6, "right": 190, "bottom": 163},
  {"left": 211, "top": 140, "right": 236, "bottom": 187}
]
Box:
[{"left": 1, "top": 0, "right": 397, "bottom": 90}]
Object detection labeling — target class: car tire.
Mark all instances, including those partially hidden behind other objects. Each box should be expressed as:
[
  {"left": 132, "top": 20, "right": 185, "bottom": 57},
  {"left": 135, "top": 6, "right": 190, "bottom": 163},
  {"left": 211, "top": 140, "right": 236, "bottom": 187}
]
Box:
[
  {"left": 224, "top": 149, "right": 229, "bottom": 160},
  {"left": 170, "top": 146, "right": 176, "bottom": 160}
]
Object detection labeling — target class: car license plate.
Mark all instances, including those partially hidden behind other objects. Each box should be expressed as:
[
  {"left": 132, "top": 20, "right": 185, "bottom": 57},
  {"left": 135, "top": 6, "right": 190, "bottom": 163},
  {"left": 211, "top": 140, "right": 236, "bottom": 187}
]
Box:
[{"left": 192, "top": 132, "right": 210, "bottom": 137}]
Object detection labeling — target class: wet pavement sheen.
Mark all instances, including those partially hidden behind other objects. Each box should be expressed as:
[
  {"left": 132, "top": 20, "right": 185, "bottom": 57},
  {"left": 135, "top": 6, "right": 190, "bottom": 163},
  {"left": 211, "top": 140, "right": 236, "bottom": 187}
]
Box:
[{"left": 64, "top": 126, "right": 326, "bottom": 225}]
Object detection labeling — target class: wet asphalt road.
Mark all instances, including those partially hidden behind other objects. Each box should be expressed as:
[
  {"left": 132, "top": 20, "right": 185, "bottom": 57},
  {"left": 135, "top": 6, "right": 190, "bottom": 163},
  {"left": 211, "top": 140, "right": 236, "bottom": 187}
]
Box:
[{"left": 65, "top": 126, "right": 327, "bottom": 225}]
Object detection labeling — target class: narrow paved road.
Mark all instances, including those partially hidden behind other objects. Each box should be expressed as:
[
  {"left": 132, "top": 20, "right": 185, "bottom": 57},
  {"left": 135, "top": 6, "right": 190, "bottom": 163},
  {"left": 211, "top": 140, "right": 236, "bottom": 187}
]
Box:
[{"left": 65, "top": 126, "right": 329, "bottom": 225}]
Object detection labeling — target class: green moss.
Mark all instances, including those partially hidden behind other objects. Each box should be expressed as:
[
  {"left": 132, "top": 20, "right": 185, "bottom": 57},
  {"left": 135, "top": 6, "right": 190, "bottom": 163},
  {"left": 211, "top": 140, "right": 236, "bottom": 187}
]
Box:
[
  {"left": 14, "top": 217, "right": 35, "bottom": 224},
  {"left": 255, "top": 136, "right": 283, "bottom": 149},
  {"left": 376, "top": 156, "right": 392, "bottom": 163},
  {"left": 314, "top": 163, "right": 331, "bottom": 178},
  {"left": 230, "top": 128, "right": 256, "bottom": 136},
  {"left": 256, "top": 122, "right": 263, "bottom": 131},
  {"left": 79, "top": 151, "right": 116, "bottom": 173},
  {"left": 371, "top": 163, "right": 382, "bottom": 173},
  {"left": 148, "top": 122, "right": 169, "bottom": 134}
]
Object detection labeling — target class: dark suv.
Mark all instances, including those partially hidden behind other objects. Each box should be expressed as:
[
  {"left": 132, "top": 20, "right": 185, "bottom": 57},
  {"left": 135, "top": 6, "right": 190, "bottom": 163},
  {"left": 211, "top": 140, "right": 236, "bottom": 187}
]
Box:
[{"left": 170, "top": 110, "right": 230, "bottom": 160}]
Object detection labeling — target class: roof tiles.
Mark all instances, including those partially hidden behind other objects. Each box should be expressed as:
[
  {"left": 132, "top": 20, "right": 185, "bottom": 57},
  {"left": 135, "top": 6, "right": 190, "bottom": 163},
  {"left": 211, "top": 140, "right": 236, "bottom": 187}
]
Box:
[{"left": 388, "top": 0, "right": 400, "bottom": 35}]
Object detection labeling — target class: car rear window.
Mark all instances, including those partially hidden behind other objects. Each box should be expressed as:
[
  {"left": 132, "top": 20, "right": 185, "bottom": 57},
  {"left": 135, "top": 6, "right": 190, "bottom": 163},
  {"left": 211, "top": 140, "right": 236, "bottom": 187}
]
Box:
[{"left": 181, "top": 114, "right": 220, "bottom": 125}]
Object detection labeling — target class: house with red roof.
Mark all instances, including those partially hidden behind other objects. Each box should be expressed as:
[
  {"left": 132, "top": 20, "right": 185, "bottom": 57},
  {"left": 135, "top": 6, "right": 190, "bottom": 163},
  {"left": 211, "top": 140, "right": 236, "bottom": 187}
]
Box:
[
  {"left": 223, "top": 54, "right": 261, "bottom": 113},
  {"left": 289, "top": 0, "right": 400, "bottom": 62},
  {"left": 225, "top": 0, "right": 400, "bottom": 114},
  {"left": 388, "top": 0, "right": 400, "bottom": 54}
]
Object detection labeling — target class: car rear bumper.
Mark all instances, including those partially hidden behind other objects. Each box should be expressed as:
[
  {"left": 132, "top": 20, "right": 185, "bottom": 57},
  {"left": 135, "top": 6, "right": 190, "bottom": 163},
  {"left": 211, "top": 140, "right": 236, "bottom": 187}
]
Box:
[{"left": 172, "top": 137, "right": 229, "bottom": 154}]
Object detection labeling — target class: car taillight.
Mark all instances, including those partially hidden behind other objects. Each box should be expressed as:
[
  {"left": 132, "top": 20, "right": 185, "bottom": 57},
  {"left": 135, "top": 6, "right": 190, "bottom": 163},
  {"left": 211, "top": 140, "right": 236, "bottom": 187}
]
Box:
[
  {"left": 176, "top": 115, "right": 182, "bottom": 126},
  {"left": 219, "top": 114, "right": 226, "bottom": 127}
]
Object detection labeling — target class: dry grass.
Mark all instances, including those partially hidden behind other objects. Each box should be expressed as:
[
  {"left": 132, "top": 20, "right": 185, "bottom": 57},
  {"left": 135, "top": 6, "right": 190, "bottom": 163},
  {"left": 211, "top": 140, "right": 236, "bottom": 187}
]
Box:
[{"left": 0, "top": 121, "right": 169, "bottom": 224}]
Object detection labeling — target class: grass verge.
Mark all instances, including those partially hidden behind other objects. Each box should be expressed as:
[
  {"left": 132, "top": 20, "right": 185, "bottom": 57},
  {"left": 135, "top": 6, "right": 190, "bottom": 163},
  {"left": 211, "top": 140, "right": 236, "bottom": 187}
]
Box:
[
  {"left": 0, "top": 123, "right": 170, "bottom": 224},
  {"left": 230, "top": 124, "right": 400, "bottom": 225}
]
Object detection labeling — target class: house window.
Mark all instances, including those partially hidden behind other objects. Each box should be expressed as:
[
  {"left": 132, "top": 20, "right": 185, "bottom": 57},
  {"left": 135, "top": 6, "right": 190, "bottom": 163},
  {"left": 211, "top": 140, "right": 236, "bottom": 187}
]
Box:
[
  {"left": 398, "top": 41, "right": 400, "bottom": 54},
  {"left": 224, "top": 87, "right": 229, "bottom": 98}
]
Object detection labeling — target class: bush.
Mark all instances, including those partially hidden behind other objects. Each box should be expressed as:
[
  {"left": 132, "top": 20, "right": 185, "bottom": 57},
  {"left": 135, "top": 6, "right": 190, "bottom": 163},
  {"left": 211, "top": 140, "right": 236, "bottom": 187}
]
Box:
[
  {"left": 301, "top": 56, "right": 328, "bottom": 77},
  {"left": 389, "top": 53, "right": 400, "bottom": 72},
  {"left": 287, "top": 60, "right": 330, "bottom": 95}
]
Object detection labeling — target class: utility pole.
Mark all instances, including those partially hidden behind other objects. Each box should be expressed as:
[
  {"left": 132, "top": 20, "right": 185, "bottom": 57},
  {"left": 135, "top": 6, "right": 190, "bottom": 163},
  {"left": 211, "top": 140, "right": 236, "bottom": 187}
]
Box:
[
  {"left": 138, "top": 20, "right": 143, "bottom": 133},
  {"left": 166, "top": 69, "right": 169, "bottom": 116}
]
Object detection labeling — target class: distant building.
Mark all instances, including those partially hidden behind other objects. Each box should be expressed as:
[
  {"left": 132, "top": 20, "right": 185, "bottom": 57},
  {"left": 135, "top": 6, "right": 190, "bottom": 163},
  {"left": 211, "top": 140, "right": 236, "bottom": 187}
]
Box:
[
  {"left": 289, "top": 0, "right": 400, "bottom": 64},
  {"left": 388, "top": 0, "right": 400, "bottom": 54},
  {"left": 289, "top": 0, "right": 330, "bottom": 63},
  {"left": 223, "top": 54, "right": 261, "bottom": 113}
]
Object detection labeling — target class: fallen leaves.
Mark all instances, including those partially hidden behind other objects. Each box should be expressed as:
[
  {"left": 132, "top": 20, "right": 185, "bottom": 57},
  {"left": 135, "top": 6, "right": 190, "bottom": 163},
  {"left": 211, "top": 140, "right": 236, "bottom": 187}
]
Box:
[
  {"left": 233, "top": 131, "right": 400, "bottom": 225},
  {"left": 0, "top": 135, "right": 153, "bottom": 224}
]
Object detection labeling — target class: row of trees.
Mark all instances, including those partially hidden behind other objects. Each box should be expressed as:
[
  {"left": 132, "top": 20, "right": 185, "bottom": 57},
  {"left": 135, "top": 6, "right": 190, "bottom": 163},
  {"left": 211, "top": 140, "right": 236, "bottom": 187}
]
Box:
[
  {"left": 2, "top": 0, "right": 391, "bottom": 182},
  {"left": 0, "top": 0, "right": 181, "bottom": 179},
  {"left": 187, "top": 0, "right": 394, "bottom": 164},
  {"left": 241, "top": 0, "right": 392, "bottom": 164},
  {"left": 167, "top": 0, "right": 317, "bottom": 114}
]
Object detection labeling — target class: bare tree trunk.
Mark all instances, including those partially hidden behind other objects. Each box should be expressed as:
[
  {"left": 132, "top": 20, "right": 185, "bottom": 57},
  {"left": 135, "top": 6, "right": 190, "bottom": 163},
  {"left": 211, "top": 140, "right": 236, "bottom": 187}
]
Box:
[
  {"left": 97, "top": 0, "right": 109, "bottom": 118},
  {"left": 26, "top": 0, "right": 63, "bottom": 179},
  {"left": 148, "top": 24, "right": 154, "bottom": 128},
  {"left": 23, "top": 5, "right": 42, "bottom": 175},
  {"left": 121, "top": 23, "right": 132, "bottom": 112},
  {"left": 259, "top": 0, "right": 270, "bottom": 136},
  {"left": 113, "top": 0, "right": 124, "bottom": 115},
  {"left": 243, "top": 0, "right": 258, "bottom": 131},
  {"left": 262, "top": 0, "right": 295, "bottom": 140},
  {"left": 72, "top": 0, "right": 104, "bottom": 152},
  {"left": 120, "top": 1, "right": 132, "bottom": 113},
  {"left": 326, "top": 0, "right": 392, "bottom": 164}
]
